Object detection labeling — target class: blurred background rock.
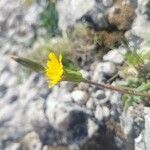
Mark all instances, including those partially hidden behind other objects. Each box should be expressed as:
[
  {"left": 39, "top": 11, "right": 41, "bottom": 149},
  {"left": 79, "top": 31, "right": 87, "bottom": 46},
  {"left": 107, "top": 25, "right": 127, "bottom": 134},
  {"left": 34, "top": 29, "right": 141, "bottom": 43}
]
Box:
[{"left": 0, "top": 0, "right": 150, "bottom": 150}]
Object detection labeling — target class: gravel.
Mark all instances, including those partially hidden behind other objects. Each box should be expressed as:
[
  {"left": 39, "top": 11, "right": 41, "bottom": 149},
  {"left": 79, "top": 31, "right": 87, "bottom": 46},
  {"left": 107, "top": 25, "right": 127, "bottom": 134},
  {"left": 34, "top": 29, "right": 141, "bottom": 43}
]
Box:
[{"left": 0, "top": 0, "right": 150, "bottom": 149}]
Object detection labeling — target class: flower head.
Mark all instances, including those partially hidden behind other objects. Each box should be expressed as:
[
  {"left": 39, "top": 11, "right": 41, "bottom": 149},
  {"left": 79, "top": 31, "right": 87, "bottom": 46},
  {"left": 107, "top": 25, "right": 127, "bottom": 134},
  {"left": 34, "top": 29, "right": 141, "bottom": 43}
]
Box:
[
  {"left": 45, "top": 52, "right": 85, "bottom": 88},
  {"left": 45, "top": 52, "right": 64, "bottom": 87}
]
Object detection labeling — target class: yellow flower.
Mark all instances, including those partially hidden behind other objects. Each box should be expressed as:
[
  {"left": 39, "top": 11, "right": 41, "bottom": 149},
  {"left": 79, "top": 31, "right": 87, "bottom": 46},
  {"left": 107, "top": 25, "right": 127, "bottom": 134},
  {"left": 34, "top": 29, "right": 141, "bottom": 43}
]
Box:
[{"left": 45, "top": 52, "right": 64, "bottom": 88}]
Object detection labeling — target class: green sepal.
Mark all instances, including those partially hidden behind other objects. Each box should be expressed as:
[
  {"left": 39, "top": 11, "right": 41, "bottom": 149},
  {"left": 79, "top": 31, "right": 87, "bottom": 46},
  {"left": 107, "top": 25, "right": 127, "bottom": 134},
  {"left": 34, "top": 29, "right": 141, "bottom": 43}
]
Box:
[
  {"left": 11, "top": 56, "right": 45, "bottom": 72},
  {"left": 63, "top": 68, "right": 85, "bottom": 83},
  {"left": 61, "top": 56, "right": 85, "bottom": 83},
  {"left": 62, "top": 57, "right": 79, "bottom": 71}
]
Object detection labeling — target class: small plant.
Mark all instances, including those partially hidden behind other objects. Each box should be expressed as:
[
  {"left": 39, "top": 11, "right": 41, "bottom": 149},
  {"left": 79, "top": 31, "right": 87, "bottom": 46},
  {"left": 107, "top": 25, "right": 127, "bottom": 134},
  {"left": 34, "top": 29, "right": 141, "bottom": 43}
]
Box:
[
  {"left": 121, "top": 48, "right": 150, "bottom": 111},
  {"left": 39, "top": 0, "right": 58, "bottom": 37},
  {"left": 11, "top": 51, "right": 150, "bottom": 101}
]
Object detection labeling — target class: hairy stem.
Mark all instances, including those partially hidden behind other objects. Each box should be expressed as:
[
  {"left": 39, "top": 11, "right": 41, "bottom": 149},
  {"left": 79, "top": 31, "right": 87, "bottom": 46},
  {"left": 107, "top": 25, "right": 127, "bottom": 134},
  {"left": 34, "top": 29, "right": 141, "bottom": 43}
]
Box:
[{"left": 84, "top": 79, "right": 150, "bottom": 98}]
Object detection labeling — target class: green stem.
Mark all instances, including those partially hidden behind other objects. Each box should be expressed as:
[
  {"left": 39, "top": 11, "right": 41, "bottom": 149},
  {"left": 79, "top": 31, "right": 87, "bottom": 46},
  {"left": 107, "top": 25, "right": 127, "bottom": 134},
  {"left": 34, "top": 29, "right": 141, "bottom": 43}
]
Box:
[{"left": 84, "top": 79, "right": 150, "bottom": 98}]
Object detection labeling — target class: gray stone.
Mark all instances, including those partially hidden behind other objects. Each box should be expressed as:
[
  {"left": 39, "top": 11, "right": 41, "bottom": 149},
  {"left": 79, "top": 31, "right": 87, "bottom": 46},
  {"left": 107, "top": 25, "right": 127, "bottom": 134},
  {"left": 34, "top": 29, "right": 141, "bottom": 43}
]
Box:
[
  {"left": 84, "top": 10, "right": 109, "bottom": 29},
  {"left": 21, "top": 132, "right": 42, "bottom": 150},
  {"left": 103, "top": 49, "right": 124, "bottom": 64},
  {"left": 7, "top": 76, "right": 17, "bottom": 87},
  {"left": 102, "top": 0, "right": 113, "bottom": 7},
  {"left": 60, "top": 82, "right": 75, "bottom": 92},
  {"left": 94, "top": 97, "right": 109, "bottom": 105},
  {"left": 144, "top": 107, "right": 150, "bottom": 150},
  {"left": 124, "top": 0, "right": 138, "bottom": 8},
  {"left": 0, "top": 85, "right": 7, "bottom": 98},
  {"left": 80, "top": 70, "right": 90, "bottom": 79},
  {"left": 60, "top": 93, "right": 73, "bottom": 102},
  {"left": 110, "top": 104, "right": 121, "bottom": 119},
  {"left": 86, "top": 98, "right": 95, "bottom": 110},
  {"left": 93, "top": 90, "right": 105, "bottom": 99},
  {"left": 45, "top": 99, "right": 95, "bottom": 144},
  {"left": 95, "top": 105, "right": 104, "bottom": 121},
  {"left": 95, "top": 62, "right": 117, "bottom": 76},
  {"left": 120, "top": 108, "right": 134, "bottom": 135},
  {"left": 0, "top": 102, "right": 18, "bottom": 124},
  {"left": 78, "top": 82, "right": 89, "bottom": 91},
  {"left": 71, "top": 90, "right": 89, "bottom": 105},
  {"left": 133, "top": 15, "right": 150, "bottom": 36},
  {"left": 56, "top": 0, "right": 95, "bottom": 31},
  {"left": 0, "top": 71, "right": 10, "bottom": 85},
  {"left": 102, "top": 106, "right": 110, "bottom": 118},
  {"left": 5, "top": 143, "right": 21, "bottom": 150},
  {"left": 135, "top": 132, "right": 146, "bottom": 150},
  {"left": 87, "top": 119, "right": 98, "bottom": 137},
  {"left": 110, "top": 92, "right": 122, "bottom": 104},
  {"left": 92, "top": 71, "right": 106, "bottom": 83}
]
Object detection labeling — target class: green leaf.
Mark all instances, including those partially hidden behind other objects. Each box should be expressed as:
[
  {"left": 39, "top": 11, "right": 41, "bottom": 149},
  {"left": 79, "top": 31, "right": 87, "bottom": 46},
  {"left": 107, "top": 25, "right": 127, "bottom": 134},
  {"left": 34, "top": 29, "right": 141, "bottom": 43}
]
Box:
[
  {"left": 63, "top": 68, "right": 85, "bottom": 83},
  {"left": 11, "top": 56, "right": 44, "bottom": 72},
  {"left": 62, "top": 57, "right": 79, "bottom": 72},
  {"left": 143, "top": 33, "right": 150, "bottom": 45},
  {"left": 125, "top": 51, "right": 143, "bottom": 66},
  {"left": 136, "top": 83, "right": 150, "bottom": 92},
  {"left": 142, "top": 51, "right": 150, "bottom": 60}
]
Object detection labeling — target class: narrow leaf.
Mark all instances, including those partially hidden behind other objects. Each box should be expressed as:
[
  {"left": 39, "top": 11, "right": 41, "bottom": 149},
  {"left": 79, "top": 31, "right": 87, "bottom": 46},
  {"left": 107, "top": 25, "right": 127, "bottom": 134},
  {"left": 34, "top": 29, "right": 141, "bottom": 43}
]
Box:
[{"left": 11, "top": 55, "right": 44, "bottom": 72}]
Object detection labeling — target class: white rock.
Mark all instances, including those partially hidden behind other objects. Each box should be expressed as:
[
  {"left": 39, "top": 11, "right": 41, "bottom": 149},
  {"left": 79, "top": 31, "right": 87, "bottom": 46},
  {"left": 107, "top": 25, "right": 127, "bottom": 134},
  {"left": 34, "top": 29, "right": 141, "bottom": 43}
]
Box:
[
  {"left": 0, "top": 85, "right": 7, "bottom": 98},
  {"left": 0, "top": 71, "right": 10, "bottom": 85},
  {"left": 92, "top": 71, "right": 106, "bottom": 83},
  {"left": 56, "top": 0, "right": 95, "bottom": 31},
  {"left": 46, "top": 100, "right": 71, "bottom": 131},
  {"left": 5, "top": 143, "right": 21, "bottom": 150},
  {"left": 110, "top": 92, "right": 122, "bottom": 104},
  {"left": 86, "top": 98, "right": 95, "bottom": 110},
  {"left": 78, "top": 82, "right": 89, "bottom": 91},
  {"left": 103, "top": 49, "right": 124, "bottom": 64},
  {"left": 80, "top": 70, "right": 90, "bottom": 79},
  {"left": 90, "top": 11, "right": 109, "bottom": 29},
  {"left": 102, "top": 0, "right": 113, "bottom": 7},
  {"left": 25, "top": 98, "right": 46, "bottom": 124},
  {"left": 93, "top": 90, "right": 105, "bottom": 99},
  {"left": 95, "top": 62, "right": 117, "bottom": 76},
  {"left": 0, "top": 102, "right": 18, "bottom": 123},
  {"left": 7, "top": 76, "right": 17, "bottom": 87},
  {"left": 87, "top": 119, "right": 98, "bottom": 137},
  {"left": 21, "top": 132, "right": 42, "bottom": 150},
  {"left": 102, "top": 106, "right": 110, "bottom": 118},
  {"left": 54, "top": 110, "right": 70, "bottom": 132},
  {"left": 134, "top": 132, "right": 145, "bottom": 150},
  {"left": 120, "top": 108, "right": 134, "bottom": 135},
  {"left": 71, "top": 90, "right": 89, "bottom": 104},
  {"left": 95, "top": 105, "right": 104, "bottom": 121},
  {"left": 144, "top": 107, "right": 150, "bottom": 150}
]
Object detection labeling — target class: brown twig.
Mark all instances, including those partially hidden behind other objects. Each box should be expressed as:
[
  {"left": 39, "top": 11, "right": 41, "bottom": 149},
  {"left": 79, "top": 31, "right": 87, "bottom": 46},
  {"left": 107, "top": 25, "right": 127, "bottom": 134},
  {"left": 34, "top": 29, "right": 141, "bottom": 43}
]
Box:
[{"left": 84, "top": 79, "right": 150, "bottom": 98}]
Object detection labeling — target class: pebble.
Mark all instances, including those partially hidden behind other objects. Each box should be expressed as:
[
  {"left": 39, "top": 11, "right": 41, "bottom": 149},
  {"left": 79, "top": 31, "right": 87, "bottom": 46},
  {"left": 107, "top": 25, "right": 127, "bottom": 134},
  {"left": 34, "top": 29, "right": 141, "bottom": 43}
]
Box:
[
  {"left": 78, "top": 82, "right": 89, "bottom": 91},
  {"left": 0, "top": 0, "right": 149, "bottom": 148},
  {"left": 103, "top": 49, "right": 124, "bottom": 64},
  {"left": 110, "top": 92, "right": 122, "bottom": 105},
  {"left": 0, "top": 71, "right": 10, "bottom": 85},
  {"left": 93, "top": 90, "right": 106, "bottom": 99},
  {"left": 87, "top": 119, "right": 98, "bottom": 137},
  {"left": 144, "top": 107, "right": 150, "bottom": 150},
  {"left": 60, "top": 93, "right": 73, "bottom": 102},
  {"left": 102, "top": 0, "right": 113, "bottom": 7},
  {"left": 0, "top": 85, "right": 7, "bottom": 98},
  {"left": 92, "top": 71, "right": 106, "bottom": 83},
  {"left": 102, "top": 106, "right": 110, "bottom": 118},
  {"left": 71, "top": 90, "right": 89, "bottom": 105},
  {"left": 95, "top": 62, "right": 117, "bottom": 76},
  {"left": 86, "top": 98, "right": 95, "bottom": 110},
  {"left": 95, "top": 105, "right": 104, "bottom": 121}
]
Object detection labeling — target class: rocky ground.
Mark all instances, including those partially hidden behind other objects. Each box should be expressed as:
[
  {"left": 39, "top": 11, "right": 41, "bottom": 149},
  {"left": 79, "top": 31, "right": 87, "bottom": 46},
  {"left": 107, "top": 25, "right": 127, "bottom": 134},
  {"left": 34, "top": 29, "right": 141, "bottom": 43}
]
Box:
[{"left": 0, "top": 0, "right": 150, "bottom": 150}]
